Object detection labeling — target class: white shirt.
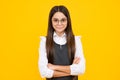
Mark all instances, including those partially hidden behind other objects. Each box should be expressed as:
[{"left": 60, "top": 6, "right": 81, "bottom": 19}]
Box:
[{"left": 38, "top": 32, "right": 86, "bottom": 78}]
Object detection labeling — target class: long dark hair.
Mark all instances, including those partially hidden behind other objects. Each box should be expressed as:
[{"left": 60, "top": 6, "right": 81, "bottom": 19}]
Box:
[{"left": 46, "top": 5, "right": 77, "bottom": 80}]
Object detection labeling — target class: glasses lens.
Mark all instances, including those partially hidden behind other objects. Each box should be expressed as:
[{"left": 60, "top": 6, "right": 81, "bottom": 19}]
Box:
[{"left": 52, "top": 18, "right": 67, "bottom": 24}]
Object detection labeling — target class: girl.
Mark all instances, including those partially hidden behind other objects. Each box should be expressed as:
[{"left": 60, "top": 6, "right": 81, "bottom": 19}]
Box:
[{"left": 38, "top": 5, "right": 85, "bottom": 80}]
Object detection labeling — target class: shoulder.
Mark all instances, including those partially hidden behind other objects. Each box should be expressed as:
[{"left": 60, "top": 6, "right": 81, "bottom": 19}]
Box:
[
  {"left": 74, "top": 36, "right": 82, "bottom": 45},
  {"left": 75, "top": 36, "right": 82, "bottom": 41},
  {"left": 40, "top": 36, "right": 46, "bottom": 42}
]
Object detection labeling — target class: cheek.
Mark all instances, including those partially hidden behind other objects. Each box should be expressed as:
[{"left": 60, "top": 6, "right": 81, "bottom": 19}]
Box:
[
  {"left": 64, "top": 24, "right": 67, "bottom": 29},
  {"left": 52, "top": 22, "right": 55, "bottom": 29},
  {"left": 52, "top": 25, "right": 56, "bottom": 30}
]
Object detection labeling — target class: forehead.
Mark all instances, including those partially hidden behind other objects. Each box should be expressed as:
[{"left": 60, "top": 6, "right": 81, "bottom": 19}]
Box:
[{"left": 52, "top": 12, "right": 67, "bottom": 19}]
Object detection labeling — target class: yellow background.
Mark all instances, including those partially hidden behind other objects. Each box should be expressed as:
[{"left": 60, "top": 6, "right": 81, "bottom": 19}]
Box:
[{"left": 0, "top": 0, "right": 120, "bottom": 80}]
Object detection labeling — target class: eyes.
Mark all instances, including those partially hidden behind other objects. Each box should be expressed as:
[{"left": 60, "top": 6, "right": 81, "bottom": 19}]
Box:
[{"left": 52, "top": 18, "right": 67, "bottom": 24}]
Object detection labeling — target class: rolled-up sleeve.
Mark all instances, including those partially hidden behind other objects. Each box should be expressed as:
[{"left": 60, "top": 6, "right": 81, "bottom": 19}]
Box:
[
  {"left": 70, "top": 36, "right": 86, "bottom": 75},
  {"left": 38, "top": 36, "right": 54, "bottom": 78}
]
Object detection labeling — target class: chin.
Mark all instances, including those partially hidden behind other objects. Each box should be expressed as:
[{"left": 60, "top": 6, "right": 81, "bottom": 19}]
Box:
[{"left": 56, "top": 29, "right": 64, "bottom": 33}]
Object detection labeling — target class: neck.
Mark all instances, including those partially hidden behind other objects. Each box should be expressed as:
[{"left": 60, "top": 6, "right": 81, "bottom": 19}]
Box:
[{"left": 56, "top": 31, "right": 64, "bottom": 37}]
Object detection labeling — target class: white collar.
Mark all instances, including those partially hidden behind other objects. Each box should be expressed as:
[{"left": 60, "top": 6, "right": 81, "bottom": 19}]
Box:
[{"left": 53, "top": 31, "right": 66, "bottom": 38}]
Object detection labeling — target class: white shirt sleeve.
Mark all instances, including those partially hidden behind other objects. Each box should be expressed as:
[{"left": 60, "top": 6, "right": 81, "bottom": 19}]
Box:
[
  {"left": 70, "top": 36, "right": 86, "bottom": 75},
  {"left": 38, "top": 36, "right": 54, "bottom": 78}
]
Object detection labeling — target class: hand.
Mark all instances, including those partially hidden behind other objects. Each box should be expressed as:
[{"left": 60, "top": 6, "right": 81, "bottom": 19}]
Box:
[
  {"left": 73, "top": 57, "right": 80, "bottom": 64},
  {"left": 47, "top": 63, "right": 56, "bottom": 70}
]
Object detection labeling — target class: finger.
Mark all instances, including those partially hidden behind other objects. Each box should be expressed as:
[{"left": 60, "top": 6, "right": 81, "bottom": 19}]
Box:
[
  {"left": 73, "top": 57, "right": 79, "bottom": 63},
  {"left": 47, "top": 63, "right": 52, "bottom": 67},
  {"left": 75, "top": 58, "right": 80, "bottom": 64},
  {"left": 73, "top": 57, "right": 80, "bottom": 64},
  {"left": 74, "top": 58, "right": 79, "bottom": 63},
  {"left": 73, "top": 57, "right": 77, "bottom": 63}
]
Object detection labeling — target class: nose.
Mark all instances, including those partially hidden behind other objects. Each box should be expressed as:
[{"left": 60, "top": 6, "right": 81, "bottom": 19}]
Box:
[{"left": 58, "top": 21, "right": 62, "bottom": 25}]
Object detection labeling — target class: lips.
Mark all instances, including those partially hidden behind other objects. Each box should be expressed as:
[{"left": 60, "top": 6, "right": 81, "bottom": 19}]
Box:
[
  {"left": 56, "top": 26, "right": 64, "bottom": 29},
  {"left": 56, "top": 28, "right": 64, "bottom": 30}
]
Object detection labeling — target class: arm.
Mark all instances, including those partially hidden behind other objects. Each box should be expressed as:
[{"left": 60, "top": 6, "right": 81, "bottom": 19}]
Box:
[
  {"left": 70, "top": 36, "right": 86, "bottom": 75},
  {"left": 48, "top": 64, "right": 71, "bottom": 74},
  {"left": 53, "top": 70, "right": 70, "bottom": 77},
  {"left": 38, "top": 36, "right": 54, "bottom": 78},
  {"left": 48, "top": 57, "right": 80, "bottom": 77},
  {"left": 48, "top": 57, "right": 80, "bottom": 74}
]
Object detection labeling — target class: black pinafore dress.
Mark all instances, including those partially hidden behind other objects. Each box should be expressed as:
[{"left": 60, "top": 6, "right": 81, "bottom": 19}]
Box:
[{"left": 47, "top": 41, "right": 78, "bottom": 80}]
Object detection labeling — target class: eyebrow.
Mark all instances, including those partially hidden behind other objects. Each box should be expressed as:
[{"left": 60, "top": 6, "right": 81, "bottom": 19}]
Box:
[{"left": 52, "top": 17, "right": 67, "bottom": 19}]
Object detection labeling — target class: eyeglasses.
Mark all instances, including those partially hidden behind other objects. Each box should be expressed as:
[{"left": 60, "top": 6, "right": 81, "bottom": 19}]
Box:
[{"left": 52, "top": 18, "right": 67, "bottom": 25}]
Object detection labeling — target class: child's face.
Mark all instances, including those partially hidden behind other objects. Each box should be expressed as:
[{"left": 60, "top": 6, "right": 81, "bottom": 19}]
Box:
[{"left": 52, "top": 12, "right": 67, "bottom": 34}]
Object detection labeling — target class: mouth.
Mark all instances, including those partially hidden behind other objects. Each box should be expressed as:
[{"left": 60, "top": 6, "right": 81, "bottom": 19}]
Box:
[
  {"left": 56, "top": 27, "right": 64, "bottom": 29},
  {"left": 56, "top": 25, "right": 63, "bottom": 28}
]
